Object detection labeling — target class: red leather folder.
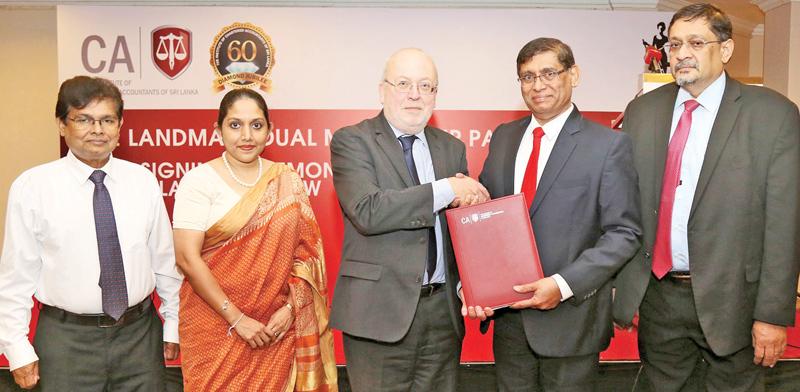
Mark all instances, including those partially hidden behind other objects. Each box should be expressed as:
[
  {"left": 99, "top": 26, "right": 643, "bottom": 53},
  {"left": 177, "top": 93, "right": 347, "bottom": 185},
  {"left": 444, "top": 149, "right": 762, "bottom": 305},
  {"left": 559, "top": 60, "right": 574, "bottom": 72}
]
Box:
[{"left": 446, "top": 193, "right": 544, "bottom": 309}]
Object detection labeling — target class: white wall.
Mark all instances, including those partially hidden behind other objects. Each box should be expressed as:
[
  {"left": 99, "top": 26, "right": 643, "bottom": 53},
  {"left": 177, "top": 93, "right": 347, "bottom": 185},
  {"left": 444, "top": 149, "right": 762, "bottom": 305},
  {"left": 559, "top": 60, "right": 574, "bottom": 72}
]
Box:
[{"left": 0, "top": 7, "right": 59, "bottom": 249}]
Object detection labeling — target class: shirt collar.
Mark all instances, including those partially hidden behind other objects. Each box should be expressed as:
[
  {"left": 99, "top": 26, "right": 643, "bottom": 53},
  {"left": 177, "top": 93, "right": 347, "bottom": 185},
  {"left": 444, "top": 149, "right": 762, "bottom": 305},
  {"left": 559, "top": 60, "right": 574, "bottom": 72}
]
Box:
[
  {"left": 676, "top": 72, "right": 726, "bottom": 113},
  {"left": 65, "top": 150, "right": 116, "bottom": 185},
  {"left": 530, "top": 103, "right": 574, "bottom": 140},
  {"left": 388, "top": 123, "right": 429, "bottom": 148}
]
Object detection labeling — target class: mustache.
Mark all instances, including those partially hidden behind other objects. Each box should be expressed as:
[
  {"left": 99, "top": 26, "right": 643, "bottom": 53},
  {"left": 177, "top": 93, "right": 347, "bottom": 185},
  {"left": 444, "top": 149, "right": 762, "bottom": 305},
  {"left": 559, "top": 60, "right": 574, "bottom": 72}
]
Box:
[{"left": 674, "top": 59, "right": 698, "bottom": 70}]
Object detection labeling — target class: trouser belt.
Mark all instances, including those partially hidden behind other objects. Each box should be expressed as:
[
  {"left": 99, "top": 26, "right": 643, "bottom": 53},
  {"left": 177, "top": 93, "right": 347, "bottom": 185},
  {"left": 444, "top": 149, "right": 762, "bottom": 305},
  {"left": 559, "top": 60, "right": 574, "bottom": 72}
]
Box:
[{"left": 41, "top": 297, "right": 152, "bottom": 328}]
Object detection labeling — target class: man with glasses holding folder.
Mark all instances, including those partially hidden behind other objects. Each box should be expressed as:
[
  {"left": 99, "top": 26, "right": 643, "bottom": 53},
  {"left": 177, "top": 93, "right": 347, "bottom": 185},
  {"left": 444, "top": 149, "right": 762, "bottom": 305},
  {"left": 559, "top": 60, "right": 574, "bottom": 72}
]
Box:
[{"left": 472, "top": 38, "right": 641, "bottom": 391}]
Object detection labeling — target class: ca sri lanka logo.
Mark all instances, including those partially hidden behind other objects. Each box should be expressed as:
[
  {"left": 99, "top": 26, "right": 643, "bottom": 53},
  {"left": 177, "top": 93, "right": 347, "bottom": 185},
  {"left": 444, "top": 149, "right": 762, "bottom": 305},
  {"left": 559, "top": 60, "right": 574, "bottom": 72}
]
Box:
[
  {"left": 151, "top": 26, "right": 191, "bottom": 79},
  {"left": 210, "top": 22, "right": 275, "bottom": 92},
  {"left": 460, "top": 210, "right": 505, "bottom": 224}
]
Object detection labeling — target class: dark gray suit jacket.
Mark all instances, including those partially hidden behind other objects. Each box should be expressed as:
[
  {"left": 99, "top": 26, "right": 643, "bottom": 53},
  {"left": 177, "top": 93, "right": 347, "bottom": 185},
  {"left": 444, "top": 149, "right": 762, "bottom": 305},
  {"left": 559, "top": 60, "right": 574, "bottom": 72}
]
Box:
[
  {"left": 329, "top": 112, "right": 466, "bottom": 342},
  {"left": 613, "top": 75, "right": 800, "bottom": 356},
  {"left": 479, "top": 106, "right": 642, "bottom": 356}
]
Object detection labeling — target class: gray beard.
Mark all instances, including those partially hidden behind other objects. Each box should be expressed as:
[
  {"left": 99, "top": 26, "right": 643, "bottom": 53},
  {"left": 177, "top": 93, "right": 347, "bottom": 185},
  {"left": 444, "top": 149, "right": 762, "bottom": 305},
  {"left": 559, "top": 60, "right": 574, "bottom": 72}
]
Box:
[
  {"left": 673, "top": 62, "right": 699, "bottom": 87},
  {"left": 675, "top": 74, "right": 698, "bottom": 86}
]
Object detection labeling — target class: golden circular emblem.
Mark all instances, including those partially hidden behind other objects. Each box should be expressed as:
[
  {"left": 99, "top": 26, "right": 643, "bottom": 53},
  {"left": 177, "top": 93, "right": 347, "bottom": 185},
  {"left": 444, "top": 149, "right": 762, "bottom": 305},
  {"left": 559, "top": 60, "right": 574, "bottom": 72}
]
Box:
[{"left": 210, "top": 22, "right": 275, "bottom": 92}]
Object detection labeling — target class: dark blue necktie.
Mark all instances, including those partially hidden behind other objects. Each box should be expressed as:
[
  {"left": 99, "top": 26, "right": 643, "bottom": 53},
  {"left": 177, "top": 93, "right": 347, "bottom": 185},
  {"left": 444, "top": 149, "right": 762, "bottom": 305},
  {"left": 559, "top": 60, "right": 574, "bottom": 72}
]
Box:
[
  {"left": 89, "top": 170, "right": 129, "bottom": 320},
  {"left": 398, "top": 135, "right": 437, "bottom": 282}
]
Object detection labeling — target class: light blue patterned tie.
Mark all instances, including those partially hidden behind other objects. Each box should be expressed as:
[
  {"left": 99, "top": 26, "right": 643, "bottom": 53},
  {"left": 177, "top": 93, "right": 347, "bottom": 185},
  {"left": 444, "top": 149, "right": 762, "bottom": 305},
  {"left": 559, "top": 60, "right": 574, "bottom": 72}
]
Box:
[{"left": 89, "top": 170, "right": 128, "bottom": 320}]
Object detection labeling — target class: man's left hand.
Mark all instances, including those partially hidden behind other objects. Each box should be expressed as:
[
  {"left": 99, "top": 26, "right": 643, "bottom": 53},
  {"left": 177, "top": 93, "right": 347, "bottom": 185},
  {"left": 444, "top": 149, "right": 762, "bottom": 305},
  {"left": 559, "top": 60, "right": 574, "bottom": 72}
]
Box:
[
  {"left": 509, "top": 277, "right": 561, "bottom": 310},
  {"left": 163, "top": 342, "right": 180, "bottom": 361},
  {"left": 459, "top": 288, "right": 495, "bottom": 320},
  {"left": 752, "top": 320, "right": 786, "bottom": 368}
]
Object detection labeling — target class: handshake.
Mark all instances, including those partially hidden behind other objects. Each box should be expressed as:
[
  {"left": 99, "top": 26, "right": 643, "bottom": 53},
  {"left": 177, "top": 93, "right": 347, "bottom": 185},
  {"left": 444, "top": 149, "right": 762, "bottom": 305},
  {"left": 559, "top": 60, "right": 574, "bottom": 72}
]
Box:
[{"left": 447, "top": 173, "right": 490, "bottom": 208}]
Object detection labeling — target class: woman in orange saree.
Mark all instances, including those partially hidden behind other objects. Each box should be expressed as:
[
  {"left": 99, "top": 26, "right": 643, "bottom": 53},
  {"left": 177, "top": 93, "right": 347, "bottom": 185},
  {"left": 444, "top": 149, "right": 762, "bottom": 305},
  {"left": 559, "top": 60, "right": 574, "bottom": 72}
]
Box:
[{"left": 173, "top": 89, "right": 336, "bottom": 391}]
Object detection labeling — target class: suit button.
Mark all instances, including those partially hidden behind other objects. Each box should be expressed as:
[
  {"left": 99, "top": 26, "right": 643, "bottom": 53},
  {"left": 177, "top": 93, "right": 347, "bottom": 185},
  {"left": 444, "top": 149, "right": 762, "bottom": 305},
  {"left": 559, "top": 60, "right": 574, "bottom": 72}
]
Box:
[
  {"left": 653, "top": 209, "right": 657, "bottom": 215},
  {"left": 419, "top": 237, "right": 426, "bottom": 243},
  {"left": 644, "top": 251, "right": 651, "bottom": 259},
  {"left": 415, "top": 275, "right": 422, "bottom": 283}
]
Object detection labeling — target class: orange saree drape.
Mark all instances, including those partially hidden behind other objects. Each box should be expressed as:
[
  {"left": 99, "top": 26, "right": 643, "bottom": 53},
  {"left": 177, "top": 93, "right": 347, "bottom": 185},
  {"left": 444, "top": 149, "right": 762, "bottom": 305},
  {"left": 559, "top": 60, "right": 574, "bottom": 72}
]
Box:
[{"left": 179, "top": 163, "right": 337, "bottom": 392}]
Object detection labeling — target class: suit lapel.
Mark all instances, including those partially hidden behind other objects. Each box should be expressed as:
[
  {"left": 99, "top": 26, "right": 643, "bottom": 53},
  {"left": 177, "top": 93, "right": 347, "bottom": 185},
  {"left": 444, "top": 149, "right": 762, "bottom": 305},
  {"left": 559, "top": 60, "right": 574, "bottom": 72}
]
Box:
[
  {"left": 425, "top": 127, "right": 448, "bottom": 180},
  {"left": 374, "top": 112, "right": 416, "bottom": 187},
  {"left": 503, "top": 117, "right": 531, "bottom": 197},
  {"left": 530, "top": 107, "right": 579, "bottom": 215},
  {"left": 651, "top": 86, "right": 680, "bottom": 212},
  {"left": 689, "top": 76, "right": 742, "bottom": 218}
]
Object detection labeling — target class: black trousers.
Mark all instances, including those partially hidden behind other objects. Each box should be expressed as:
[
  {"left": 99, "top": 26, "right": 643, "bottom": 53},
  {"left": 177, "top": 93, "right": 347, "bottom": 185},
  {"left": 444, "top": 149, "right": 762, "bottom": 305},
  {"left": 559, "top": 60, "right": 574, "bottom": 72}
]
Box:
[
  {"left": 33, "top": 304, "right": 166, "bottom": 392},
  {"left": 493, "top": 310, "right": 599, "bottom": 392},
  {"left": 637, "top": 276, "right": 764, "bottom": 392},
  {"left": 343, "top": 288, "right": 462, "bottom": 392}
]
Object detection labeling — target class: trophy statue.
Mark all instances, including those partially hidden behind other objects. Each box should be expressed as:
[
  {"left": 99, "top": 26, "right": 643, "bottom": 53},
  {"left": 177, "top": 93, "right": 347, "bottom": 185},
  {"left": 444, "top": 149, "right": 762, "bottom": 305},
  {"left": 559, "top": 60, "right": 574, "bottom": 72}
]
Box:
[{"left": 642, "top": 21, "right": 669, "bottom": 73}]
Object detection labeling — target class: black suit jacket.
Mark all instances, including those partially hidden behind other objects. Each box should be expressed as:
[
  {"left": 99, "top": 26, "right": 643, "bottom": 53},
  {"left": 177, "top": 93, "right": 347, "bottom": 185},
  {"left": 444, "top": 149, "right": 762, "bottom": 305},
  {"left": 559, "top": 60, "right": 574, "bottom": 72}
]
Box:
[{"left": 480, "top": 106, "right": 642, "bottom": 356}]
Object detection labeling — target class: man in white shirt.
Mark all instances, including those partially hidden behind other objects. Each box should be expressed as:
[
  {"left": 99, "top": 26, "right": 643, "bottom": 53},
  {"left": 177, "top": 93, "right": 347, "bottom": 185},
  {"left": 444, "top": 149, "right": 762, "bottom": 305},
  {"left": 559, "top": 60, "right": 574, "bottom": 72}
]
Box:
[
  {"left": 471, "top": 38, "right": 641, "bottom": 391},
  {"left": 613, "top": 4, "right": 800, "bottom": 391},
  {"left": 0, "top": 76, "right": 181, "bottom": 391}
]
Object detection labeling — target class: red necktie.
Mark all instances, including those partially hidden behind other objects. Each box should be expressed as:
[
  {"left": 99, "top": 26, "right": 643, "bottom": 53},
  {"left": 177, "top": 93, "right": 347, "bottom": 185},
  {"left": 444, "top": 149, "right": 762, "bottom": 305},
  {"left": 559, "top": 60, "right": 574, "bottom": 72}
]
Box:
[
  {"left": 520, "top": 127, "right": 546, "bottom": 208},
  {"left": 652, "top": 99, "right": 700, "bottom": 278}
]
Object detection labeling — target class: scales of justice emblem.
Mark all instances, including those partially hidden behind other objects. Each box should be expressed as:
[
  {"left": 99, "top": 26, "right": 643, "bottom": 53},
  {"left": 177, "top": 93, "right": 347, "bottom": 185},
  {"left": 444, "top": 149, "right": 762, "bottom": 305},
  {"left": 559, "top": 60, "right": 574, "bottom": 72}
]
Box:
[{"left": 151, "top": 26, "right": 192, "bottom": 79}]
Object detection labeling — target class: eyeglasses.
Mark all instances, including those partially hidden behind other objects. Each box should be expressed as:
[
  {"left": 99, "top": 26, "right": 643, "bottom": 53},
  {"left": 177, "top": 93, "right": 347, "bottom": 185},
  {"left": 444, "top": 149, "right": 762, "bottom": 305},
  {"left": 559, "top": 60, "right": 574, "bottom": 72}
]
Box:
[
  {"left": 67, "top": 116, "right": 120, "bottom": 130},
  {"left": 517, "top": 69, "right": 567, "bottom": 85},
  {"left": 383, "top": 79, "right": 438, "bottom": 95},
  {"left": 664, "top": 39, "right": 724, "bottom": 52}
]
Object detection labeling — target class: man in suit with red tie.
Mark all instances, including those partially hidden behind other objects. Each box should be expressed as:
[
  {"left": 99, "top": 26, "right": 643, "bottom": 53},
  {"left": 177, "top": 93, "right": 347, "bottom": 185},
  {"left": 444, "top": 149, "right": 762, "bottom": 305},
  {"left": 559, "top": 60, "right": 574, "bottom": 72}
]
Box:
[
  {"left": 469, "top": 38, "right": 641, "bottom": 391},
  {"left": 613, "top": 4, "right": 800, "bottom": 391}
]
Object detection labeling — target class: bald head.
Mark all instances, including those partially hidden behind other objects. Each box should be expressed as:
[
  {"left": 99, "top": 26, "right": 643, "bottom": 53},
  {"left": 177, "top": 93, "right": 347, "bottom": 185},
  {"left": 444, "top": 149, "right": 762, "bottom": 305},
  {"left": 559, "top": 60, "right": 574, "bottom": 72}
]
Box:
[
  {"left": 379, "top": 48, "right": 439, "bottom": 134},
  {"left": 382, "top": 48, "right": 438, "bottom": 84}
]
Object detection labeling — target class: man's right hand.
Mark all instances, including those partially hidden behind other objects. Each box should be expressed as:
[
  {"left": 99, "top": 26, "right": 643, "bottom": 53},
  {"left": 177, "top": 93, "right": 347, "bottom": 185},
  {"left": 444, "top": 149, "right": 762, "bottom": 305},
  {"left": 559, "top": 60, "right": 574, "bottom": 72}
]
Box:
[
  {"left": 11, "top": 361, "right": 39, "bottom": 390},
  {"left": 448, "top": 173, "right": 489, "bottom": 207}
]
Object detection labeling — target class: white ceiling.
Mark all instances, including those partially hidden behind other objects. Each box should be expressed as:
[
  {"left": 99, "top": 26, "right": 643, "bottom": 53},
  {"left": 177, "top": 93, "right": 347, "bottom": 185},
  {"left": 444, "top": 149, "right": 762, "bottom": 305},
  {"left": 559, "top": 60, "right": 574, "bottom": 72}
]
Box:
[{"left": 0, "top": 0, "right": 772, "bottom": 36}]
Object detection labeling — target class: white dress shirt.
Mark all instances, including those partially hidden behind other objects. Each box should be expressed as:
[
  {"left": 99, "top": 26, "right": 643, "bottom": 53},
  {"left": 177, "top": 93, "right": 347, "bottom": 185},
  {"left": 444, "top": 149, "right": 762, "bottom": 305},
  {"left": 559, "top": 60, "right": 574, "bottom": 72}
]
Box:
[
  {"left": 513, "top": 105, "right": 575, "bottom": 301},
  {"left": 0, "top": 151, "right": 182, "bottom": 370},
  {"left": 669, "top": 73, "right": 726, "bottom": 271},
  {"left": 389, "top": 125, "right": 456, "bottom": 285}
]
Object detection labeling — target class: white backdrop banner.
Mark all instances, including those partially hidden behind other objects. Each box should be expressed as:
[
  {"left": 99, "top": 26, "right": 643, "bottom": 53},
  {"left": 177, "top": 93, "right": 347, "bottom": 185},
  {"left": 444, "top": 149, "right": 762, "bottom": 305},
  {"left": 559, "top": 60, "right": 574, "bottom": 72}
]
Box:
[
  {"left": 57, "top": 5, "right": 671, "bottom": 111},
  {"left": 50, "top": 5, "right": 673, "bottom": 364}
]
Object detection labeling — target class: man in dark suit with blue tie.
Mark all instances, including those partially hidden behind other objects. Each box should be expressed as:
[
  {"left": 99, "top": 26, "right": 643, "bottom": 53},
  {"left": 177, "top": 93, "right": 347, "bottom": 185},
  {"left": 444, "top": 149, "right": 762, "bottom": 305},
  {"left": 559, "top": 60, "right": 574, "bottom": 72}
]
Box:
[
  {"left": 329, "top": 48, "right": 489, "bottom": 391},
  {"left": 469, "top": 38, "right": 642, "bottom": 391}
]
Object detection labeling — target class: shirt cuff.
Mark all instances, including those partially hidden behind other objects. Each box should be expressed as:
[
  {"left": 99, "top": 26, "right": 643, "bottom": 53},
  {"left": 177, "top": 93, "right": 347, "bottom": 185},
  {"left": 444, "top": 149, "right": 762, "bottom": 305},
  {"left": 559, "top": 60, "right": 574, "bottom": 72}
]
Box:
[
  {"left": 162, "top": 318, "right": 179, "bottom": 344},
  {"left": 551, "top": 274, "right": 574, "bottom": 302},
  {"left": 432, "top": 178, "right": 456, "bottom": 213},
  {"left": 4, "top": 339, "right": 38, "bottom": 371}
]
